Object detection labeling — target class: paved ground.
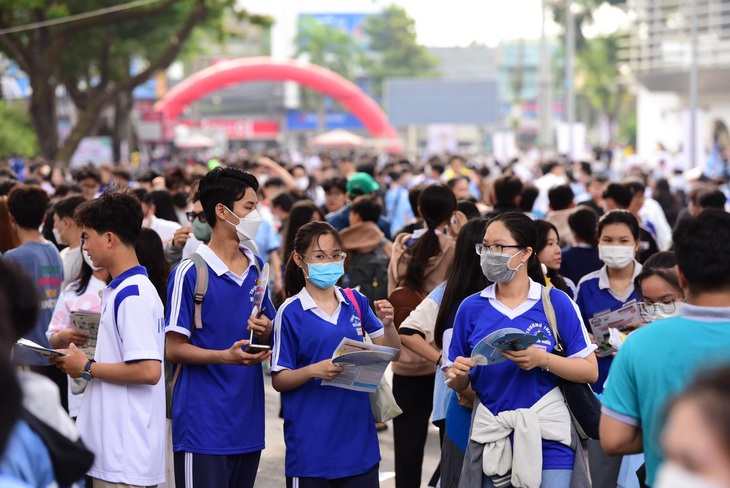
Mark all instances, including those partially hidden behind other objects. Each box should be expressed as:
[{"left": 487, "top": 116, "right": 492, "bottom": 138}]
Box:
[{"left": 257, "top": 369, "right": 442, "bottom": 487}]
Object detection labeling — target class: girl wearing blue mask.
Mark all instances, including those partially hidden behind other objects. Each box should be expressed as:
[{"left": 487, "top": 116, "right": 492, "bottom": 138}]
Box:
[{"left": 271, "top": 221, "right": 401, "bottom": 487}]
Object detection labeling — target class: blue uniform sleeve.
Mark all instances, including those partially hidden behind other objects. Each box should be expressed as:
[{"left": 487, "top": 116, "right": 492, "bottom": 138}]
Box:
[
  {"left": 165, "top": 260, "right": 197, "bottom": 337},
  {"left": 551, "top": 288, "right": 595, "bottom": 358},
  {"left": 262, "top": 285, "right": 276, "bottom": 321},
  {"left": 449, "top": 298, "right": 474, "bottom": 362},
  {"left": 601, "top": 332, "right": 641, "bottom": 422},
  {"left": 271, "top": 302, "right": 300, "bottom": 372},
  {"left": 574, "top": 280, "right": 592, "bottom": 328},
  {"left": 357, "top": 290, "right": 384, "bottom": 339}
]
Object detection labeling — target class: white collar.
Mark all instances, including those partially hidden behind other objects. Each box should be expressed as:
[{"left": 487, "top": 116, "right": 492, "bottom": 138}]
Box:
[
  {"left": 296, "top": 286, "right": 346, "bottom": 311},
  {"left": 597, "top": 262, "right": 642, "bottom": 302},
  {"left": 195, "top": 244, "right": 257, "bottom": 283},
  {"left": 480, "top": 279, "right": 542, "bottom": 320},
  {"left": 480, "top": 279, "right": 542, "bottom": 300}
]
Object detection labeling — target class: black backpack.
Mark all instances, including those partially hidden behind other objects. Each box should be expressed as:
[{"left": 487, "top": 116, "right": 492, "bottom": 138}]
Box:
[{"left": 348, "top": 239, "right": 390, "bottom": 310}]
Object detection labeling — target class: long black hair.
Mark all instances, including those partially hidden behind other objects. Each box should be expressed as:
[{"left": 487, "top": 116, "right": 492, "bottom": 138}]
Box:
[
  {"left": 487, "top": 212, "right": 546, "bottom": 285},
  {"left": 135, "top": 227, "right": 170, "bottom": 308},
  {"left": 72, "top": 247, "right": 95, "bottom": 295},
  {"left": 434, "top": 218, "right": 490, "bottom": 348},
  {"left": 535, "top": 220, "right": 570, "bottom": 295},
  {"left": 280, "top": 200, "right": 325, "bottom": 264},
  {"left": 283, "top": 221, "right": 345, "bottom": 298},
  {"left": 398, "top": 184, "right": 456, "bottom": 293}
]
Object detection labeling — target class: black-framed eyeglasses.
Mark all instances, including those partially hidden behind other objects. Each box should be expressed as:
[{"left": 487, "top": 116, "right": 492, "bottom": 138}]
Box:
[
  {"left": 185, "top": 211, "right": 206, "bottom": 223},
  {"left": 638, "top": 300, "right": 679, "bottom": 316},
  {"left": 475, "top": 243, "right": 524, "bottom": 256}
]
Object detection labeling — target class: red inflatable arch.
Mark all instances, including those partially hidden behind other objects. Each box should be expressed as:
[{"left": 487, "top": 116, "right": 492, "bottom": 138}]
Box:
[{"left": 154, "top": 56, "right": 402, "bottom": 151}]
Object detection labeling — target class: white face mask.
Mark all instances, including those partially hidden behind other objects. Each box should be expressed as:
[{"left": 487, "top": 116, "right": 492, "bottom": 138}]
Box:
[
  {"left": 654, "top": 461, "right": 726, "bottom": 488},
  {"left": 224, "top": 207, "right": 261, "bottom": 242},
  {"left": 82, "top": 249, "right": 103, "bottom": 271},
  {"left": 599, "top": 245, "right": 635, "bottom": 269},
  {"left": 52, "top": 227, "right": 64, "bottom": 245},
  {"left": 296, "top": 176, "right": 310, "bottom": 192}
]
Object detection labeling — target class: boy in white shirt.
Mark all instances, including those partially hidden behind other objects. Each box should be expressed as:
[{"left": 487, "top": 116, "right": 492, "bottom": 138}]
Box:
[{"left": 52, "top": 189, "right": 166, "bottom": 488}]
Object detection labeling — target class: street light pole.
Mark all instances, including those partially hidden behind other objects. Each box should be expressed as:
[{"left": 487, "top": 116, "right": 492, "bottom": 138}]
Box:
[
  {"left": 539, "top": 0, "right": 553, "bottom": 154},
  {"left": 565, "top": 0, "right": 576, "bottom": 161},
  {"left": 689, "top": 0, "right": 698, "bottom": 168}
]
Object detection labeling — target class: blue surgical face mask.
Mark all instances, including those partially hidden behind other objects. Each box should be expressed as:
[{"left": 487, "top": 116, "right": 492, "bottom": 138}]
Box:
[{"left": 304, "top": 261, "right": 344, "bottom": 289}]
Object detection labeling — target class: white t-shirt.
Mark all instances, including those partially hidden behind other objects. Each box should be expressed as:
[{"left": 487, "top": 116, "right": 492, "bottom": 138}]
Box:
[
  {"left": 59, "top": 246, "right": 83, "bottom": 290},
  {"left": 46, "top": 276, "right": 106, "bottom": 418},
  {"left": 76, "top": 266, "right": 166, "bottom": 485},
  {"left": 148, "top": 215, "right": 180, "bottom": 246}
]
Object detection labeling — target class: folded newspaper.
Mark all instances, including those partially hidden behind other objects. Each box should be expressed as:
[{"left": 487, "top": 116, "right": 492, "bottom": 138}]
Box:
[
  {"left": 589, "top": 300, "right": 643, "bottom": 357},
  {"left": 321, "top": 338, "right": 398, "bottom": 393},
  {"left": 72, "top": 310, "right": 100, "bottom": 355}
]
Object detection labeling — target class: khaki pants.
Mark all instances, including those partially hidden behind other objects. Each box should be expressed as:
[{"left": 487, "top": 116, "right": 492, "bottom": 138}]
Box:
[{"left": 91, "top": 479, "right": 157, "bottom": 488}]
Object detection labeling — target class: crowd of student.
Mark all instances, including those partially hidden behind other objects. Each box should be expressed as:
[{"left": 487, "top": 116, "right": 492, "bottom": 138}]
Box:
[{"left": 0, "top": 152, "right": 729, "bottom": 488}]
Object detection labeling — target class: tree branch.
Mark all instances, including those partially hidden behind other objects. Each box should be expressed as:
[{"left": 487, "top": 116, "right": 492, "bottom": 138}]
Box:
[
  {"left": 57, "top": 0, "right": 178, "bottom": 34},
  {"left": 95, "top": 39, "right": 112, "bottom": 96},
  {"left": 64, "top": 77, "right": 87, "bottom": 111}
]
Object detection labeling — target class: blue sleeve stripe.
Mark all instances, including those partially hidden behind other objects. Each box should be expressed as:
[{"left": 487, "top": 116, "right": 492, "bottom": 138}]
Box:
[
  {"left": 114, "top": 284, "right": 140, "bottom": 335},
  {"left": 168, "top": 260, "right": 195, "bottom": 328},
  {"left": 271, "top": 297, "right": 299, "bottom": 369}
]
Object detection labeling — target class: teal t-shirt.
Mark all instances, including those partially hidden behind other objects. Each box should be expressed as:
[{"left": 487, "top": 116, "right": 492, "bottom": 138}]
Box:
[{"left": 601, "top": 305, "right": 730, "bottom": 486}]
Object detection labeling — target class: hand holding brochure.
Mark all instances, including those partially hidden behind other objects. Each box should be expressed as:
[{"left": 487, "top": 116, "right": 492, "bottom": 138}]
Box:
[
  {"left": 15, "top": 338, "right": 67, "bottom": 358},
  {"left": 321, "top": 338, "right": 398, "bottom": 392},
  {"left": 72, "top": 311, "right": 100, "bottom": 355},
  {"left": 251, "top": 263, "right": 270, "bottom": 318},
  {"left": 588, "top": 300, "right": 643, "bottom": 357},
  {"left": 471, "top": 328, "right": 546, "bottom": 366}
]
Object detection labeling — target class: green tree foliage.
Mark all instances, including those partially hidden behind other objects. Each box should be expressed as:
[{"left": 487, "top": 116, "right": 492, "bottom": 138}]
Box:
[
  {"left": 296, "top": 16, "right": 364, "bottom": 81},
  {"left": 0, "top": 0, "right": 267, "bottom": 164},
  {"left": 0, "top": 103, "right": 37, "bottom": 157},
  {"left": 363, "top": 5, "right": 439, "bottom": 95}
]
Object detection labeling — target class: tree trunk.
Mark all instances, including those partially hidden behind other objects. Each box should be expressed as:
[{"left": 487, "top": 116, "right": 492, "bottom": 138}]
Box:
[
  {"left": 29, "top": 78, "right": 58, "bottom": 160},
  {"left": 54, "top": 102, "right": 106, "bottom": 165},
  {"left": 112, "top": 90, "right": 133, "bottom": 163}
]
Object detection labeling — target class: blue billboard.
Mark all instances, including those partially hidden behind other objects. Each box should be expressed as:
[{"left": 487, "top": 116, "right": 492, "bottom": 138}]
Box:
[
  {"left": 286, "top": 110, "right": 364, "bottom": 131},
  {"left": 298, "top": 13, "right": 370, "bottom": 48}
]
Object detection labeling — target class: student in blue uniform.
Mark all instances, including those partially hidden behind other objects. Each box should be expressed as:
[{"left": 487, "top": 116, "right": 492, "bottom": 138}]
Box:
[
  {"left": 447, "top": 212, "right": 598, "bottom": 488},
  {"left": 574, "top": 209, "right": 644, "bottom": 488},
  {"left": 271, "top": 221, "right": 401, "bottom": 488}
]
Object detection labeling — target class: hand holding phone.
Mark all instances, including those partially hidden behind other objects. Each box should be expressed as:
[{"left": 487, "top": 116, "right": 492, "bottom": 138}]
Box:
[{"left": 245, "top": 344, "right": 271, "bottom": 354}]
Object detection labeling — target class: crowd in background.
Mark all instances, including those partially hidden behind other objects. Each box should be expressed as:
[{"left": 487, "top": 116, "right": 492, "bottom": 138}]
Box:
[{"left": 0, "top": 148, "right": 730, "bottom": 488}]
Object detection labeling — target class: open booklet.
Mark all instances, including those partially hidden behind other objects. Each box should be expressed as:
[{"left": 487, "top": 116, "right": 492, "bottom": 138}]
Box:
[
  {"left": 588, "top": 299, "right": 645, "bottom": 357},
  {"left": 321, "top": 337, "right": 399, "bottom": 393},
  {"left": 72, "top": 311, "right": 100, "bottom": 356},
  {"left": 15, "top": 338, "right": 68, "bottom": 358}
]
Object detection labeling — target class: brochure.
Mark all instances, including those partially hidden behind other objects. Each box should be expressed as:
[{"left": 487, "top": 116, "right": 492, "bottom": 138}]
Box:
[
  {"left": 251, "top": 263, "right": 270, "bottom": 318},
  {"left": 321, "top": 338, "right": 398, "bottom": 392},
  {"left": 588, "top": 300, "right": 643, "bottom": 357},
  {"left": 15, "top": 338, "right": 67, "bottom": 358},
  {"left": 471, "top": 328, "right": 546, "bottom": 366},
  {"left": 72, "top": 310, "right": 101, "bottom": 355}
]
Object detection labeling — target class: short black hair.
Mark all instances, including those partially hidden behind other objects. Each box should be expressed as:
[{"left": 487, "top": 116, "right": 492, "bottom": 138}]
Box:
[
  {"left": 603, "top": 182, "right": 633, "bottom": 209},
  {"left": 75, "top": 189, "right": 143, "bottom": 247},
  {"left": 355, "top": 162, "right": 375, "bottom": 176},
  {"left": 111, "top": 169, "right": 131, "bottom": 182},
  {"left": 136, "top": 169, "right": 160, "bottom": 183},
  {"left": 0, "top": 177, "right": 17, "bottom": 197},
  {"left": 568, "top": 207, "right": 599, "bottom": 244},
  {"left": 624, "top": 177, "right": 646, "bottom": 195},
  {"left": 493, "top": 175, "right": 524, "bottom": 206},
  {"left": 7, "top": 185, "right": 49, "bottom": 229},
  {"left": 199, "top": 166, "right": 259, "bottom": 229},
  {"left": 519, "top": 185, "right": 539, "bottom": 213},
  {"left": 53, "top": 195, "right": 86, "bottom": 220},
  {"left": 698, "top": 188, "right": 727, "bottom": 210},
  {"left": 263, "top": 177, "right": 285, "bottom": 189},
  {"left": 131, "top": 187, "right": 153, "bottom": 205},
  {"left": 73, "top": 165, "right": 102, "bottom": 184},
  {"left": 456, "top": 200, "right": 480, "bottom": 219},
  {"left": 164, "top": 167, "right": 188, "bottom": 192},
  {"left": 322, "top": 176, "right": 347, "bottom": 194},
  {"left": 446, "top": 175, "right": 469, "bottom": 189},
  {"left": 271, "top": 192, "right": 296, "bottom": 213},
  {"left": 350, "top": 195, "right": 382, "bottom": 223},
  {"left": 598, "top": 209, "right": 640, "bottom": 241},
  {"left": 674, "top": 210, "right": 730, "bottom": 293},
  {"left": 541, "top": 161, "right": 560, "bottom": 175},
  {"left": 548, "top": 184, "right": 575, "bottom": 211},
  {"left": 408, "top": 185, "right": 426, "bottom": 219}
]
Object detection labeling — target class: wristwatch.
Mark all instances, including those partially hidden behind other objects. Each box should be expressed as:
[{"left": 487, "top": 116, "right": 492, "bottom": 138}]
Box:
[{"left": 82, "top": 359, "right": 96, "bottom": 381}]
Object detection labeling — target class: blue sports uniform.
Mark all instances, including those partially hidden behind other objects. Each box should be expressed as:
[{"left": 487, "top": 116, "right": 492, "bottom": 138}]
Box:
[
  {"left": 449, "top": 281, "right": 594, "bottom": 470},
  {"left": 165, "top": 245, "right": 275, "bottom": 455},
  {"left": 574, "top": 263, "right": 642, "bottom": 393},
  {"left": 272, "top": 287, "right": 385, "bottom": 480}
]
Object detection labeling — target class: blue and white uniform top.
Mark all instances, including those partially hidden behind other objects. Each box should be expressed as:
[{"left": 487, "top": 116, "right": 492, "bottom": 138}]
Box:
[
  {"left": 449, "top": 280, "right": 595, "bottom": 470},
  {"left": 574, "top": 262, "right": 642, "bottom": 393},
  {"left": 272, "top": 286, "right": 384, "bottom": 479},
  {"left": 165, "top": 244, "right": 275, "bottom": 455},
  {"left": 77, "top": 266, "right": 166, "bottom": 486}
]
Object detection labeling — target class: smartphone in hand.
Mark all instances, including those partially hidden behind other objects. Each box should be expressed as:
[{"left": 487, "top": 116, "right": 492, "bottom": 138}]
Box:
[{"left": 245, "top": 344, "right": 271, "bottom": 354}]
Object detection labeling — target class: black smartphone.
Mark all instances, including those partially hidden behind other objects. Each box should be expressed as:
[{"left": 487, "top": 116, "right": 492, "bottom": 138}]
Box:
[{"left": 245, "top": 344, "right": 271, "bottom": 354}]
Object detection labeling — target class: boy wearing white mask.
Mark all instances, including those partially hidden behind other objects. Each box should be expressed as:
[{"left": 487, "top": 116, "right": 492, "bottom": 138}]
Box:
[
  {"left": 600, "top": 210, "right": 730, "bottom": 488},
  {"left": 165, "top": 165, "right": 275, "bottom": 488}
]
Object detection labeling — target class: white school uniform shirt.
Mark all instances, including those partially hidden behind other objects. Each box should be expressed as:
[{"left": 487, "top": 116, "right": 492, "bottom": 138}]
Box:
[{"left": 76, "top": 266, "right": 166, "bottom": 486}]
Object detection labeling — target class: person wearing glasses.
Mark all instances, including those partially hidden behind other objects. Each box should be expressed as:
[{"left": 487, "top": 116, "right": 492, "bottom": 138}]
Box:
[
  {"left": 271, "top": 221, "right": 401, "bottom": 487},
  {"left": 164, "top": 180, "right": 206, "bottom": 267},
  {"left": 447, "top": 212, "right": 597, "bottom": 488},
  {"left": 165, "top": 166, "right": 275, "bottom": 488},
  {"left": 634, "top": 252, "right": 684, "bottom": 323}
]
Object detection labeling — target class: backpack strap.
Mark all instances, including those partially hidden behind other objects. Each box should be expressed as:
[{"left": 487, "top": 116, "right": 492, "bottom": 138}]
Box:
[
  {"left": 342, "top": 288, "right": 364, "bottom": 335},
  {"left": 541, "top": 286, "right": 565, "bottom": 355},
  {"left": 187, "top": 253, "right": 209, "bottom": 330}
]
